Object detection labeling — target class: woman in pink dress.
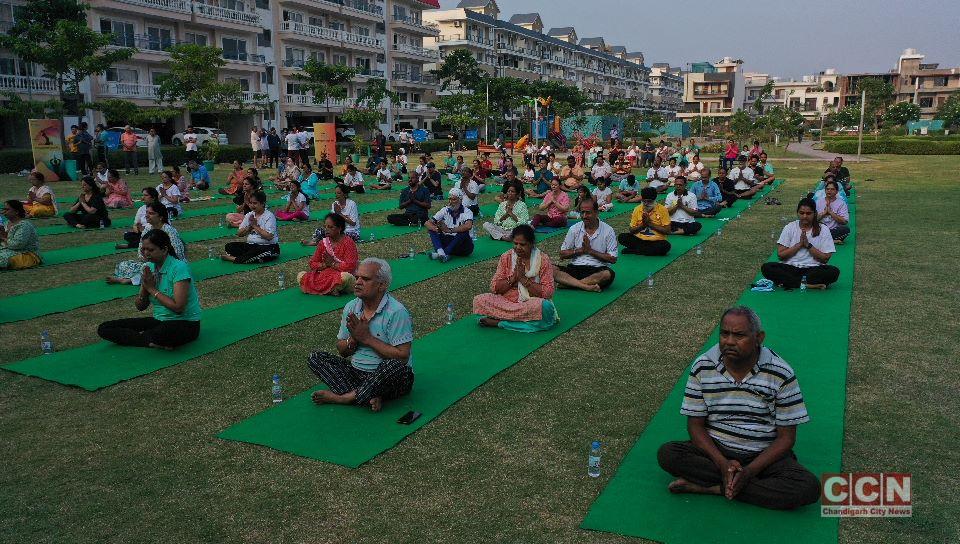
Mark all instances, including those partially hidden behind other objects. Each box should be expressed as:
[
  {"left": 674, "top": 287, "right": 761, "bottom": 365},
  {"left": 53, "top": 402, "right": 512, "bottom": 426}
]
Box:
[
  {"left": 298, "top": 213, "right": 359, "bottom": 295},
  {"left": 225, "top": 177, "right": 261, "bottom": 228},
  {"left": 473, "top": 224, "right": 557, "bottom": 332},
  {"left": 103, "top": 169, "right": 134, "bottom": 208},
  {"left": 530, "top": 178, "right": 570, "bottom": 229}
]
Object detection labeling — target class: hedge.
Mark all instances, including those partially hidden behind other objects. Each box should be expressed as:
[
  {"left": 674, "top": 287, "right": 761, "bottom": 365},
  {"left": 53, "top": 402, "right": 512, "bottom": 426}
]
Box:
[
  {"left": 822, "top": 134, "right": 960, "bottom": 142},
  {"left": 823, "top": 139, "right": 960, "bottom": 155},
  {"left": 0, "top": 145, "right": 254, "bottom": 173}
]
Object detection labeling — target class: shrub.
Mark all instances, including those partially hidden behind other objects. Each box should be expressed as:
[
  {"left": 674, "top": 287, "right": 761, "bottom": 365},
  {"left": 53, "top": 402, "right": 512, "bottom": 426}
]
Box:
[
  {"left": 823, "top": 139, "right": 960, "bottom": 154},
  {"left": 0, "top": 145, "right": 256, "bottom": 173}
]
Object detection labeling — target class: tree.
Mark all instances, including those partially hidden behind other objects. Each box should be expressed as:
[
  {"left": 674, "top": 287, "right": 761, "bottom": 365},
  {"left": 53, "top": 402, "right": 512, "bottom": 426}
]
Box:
[
  {"left": 156, "top": 44, "right": 268, "bottom": 118},
  {"left": 292, "top": 58, "right": 356, "bottom": 120},
  {"left": 432, "top": 49, "right": 484, "bottom": 93},
  {"left": 645, "top": 112, "right": 666, "bottom": 132},
  {"left": 883, "top": 102, "right": 921, "bottom": 128},
  {"left": 729, "top": 110, "right": 753, "bottom": 140},
  {"left": 80, "top": 98, "right": 181, "bottom": 126},
  {"left": 0, "top": 93, "right": 64, "bottom": 118},
  {"left": 596, "top": 98, "right": 631, "bottom": 132},
  {"left": 340, "top": 78, "right": 399, "bottom": 139},
  {"left": 855, "top": 78, "right": 896, "bottom": 129},
  {"left": 828, "top": 105, "right": 861, "bottom": 129},
  {"left": 764, "top": 106, "right": 805, "bottom": 147},
  {"left": 433, "top": 93, "right": 485, "bottom": 138},
  {"left": 0, "top": 0, "right": 135, "bottom": 113},
  {"left": 935, "top": 91, "right": 960, "bottom": 130},
  {"left": 752, "top": 80, "right": 775, "bottom": 114}
]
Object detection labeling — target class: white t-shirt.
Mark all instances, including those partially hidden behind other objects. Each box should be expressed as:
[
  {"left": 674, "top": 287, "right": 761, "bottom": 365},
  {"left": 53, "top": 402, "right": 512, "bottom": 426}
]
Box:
[
  {"left": 344, "top": 171, "right": 364, "bottom": 188},
  {"left": 30, "top": 185, "right": 58, "bottom": 213},
  {"left": 560, "top": 220, "right": 618, "bottom": 268},
  {"left": 458, "top": 179, "right": 480, "bottom": 207},
  {"left": 184, "top": 133, "right": 198, "bottom": 152},
  {"left": 728, "top": 167, "right": 756, "bottom": 190},
  {"left": 776, "top": 221, "right": 836, "bottom": 268},
  {"left": 133, "top": 204, "right": 149, "bottom": 229},
  {"left": 157, "top": 183, "right": 182, "bottom": 215},
  {"left": 240, "top": 209, "right": 279, "bottom": 245},
  {"left": 331, "top": 199, "right": 360, "bottom": 237},
  {"left": 290, "top": 192, "right": 310, "bottom": 216},
  {"left": 647, "top": 166, "right": 670, "bottom": 189},
  {"left": 685, "top": 162, "right": 705, "bottom": 180},
  {"left": 523, "top": 168, "right": 535, "bottom": 181},
  {"left": 666, "top": 165, "right": 682, "bottom": 180},
  {"left": 250, "top": 131, "right": 261, "bottom": 150},
  {"left": 432, "top": 206, "right": 474, "bottom": 230},
  {"left": 260, "top": 135, "right": 269, "bottom": 150},
  {"left": 96, "top": 170, "right": 109, "bottom": 183},
  {"left": 664, "top": 191, "right": 699, "bottom": 223},
  {"left": 285, "top": 132, "right": 300, "bottom": 151},
  {"left": 591, "top": 162, "right": 612, "bottom": 179},
  {"left": 591, "top": 186, "right": 612, "bottom": 206},
  {"left": 376, "top": 168, "right": 393, "bottom": 181}
]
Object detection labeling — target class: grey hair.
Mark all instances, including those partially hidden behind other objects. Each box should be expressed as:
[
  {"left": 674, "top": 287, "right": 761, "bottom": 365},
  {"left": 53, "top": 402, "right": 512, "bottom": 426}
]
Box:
[
  {"left": 360, "top": 257, "right": 392, "bottom": 288},
  {"left": 721, "top": 306, "right": 762, "bottom": 334}
]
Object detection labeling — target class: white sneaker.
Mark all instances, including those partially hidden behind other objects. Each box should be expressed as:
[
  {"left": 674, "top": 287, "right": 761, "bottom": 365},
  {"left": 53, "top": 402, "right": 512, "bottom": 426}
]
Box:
[{"left": 430, "top": 251, "right": 440, "bottom": 260}]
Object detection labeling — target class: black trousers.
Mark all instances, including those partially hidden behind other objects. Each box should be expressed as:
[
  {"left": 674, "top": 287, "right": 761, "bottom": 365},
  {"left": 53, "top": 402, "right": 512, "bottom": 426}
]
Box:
[
  {"left": 657, "top": 440, "right": 820, "bottom": 510},
  {"left": 64, "top": 211, "right": 109, "bottom": 228},
  {"left": 761, "top": 262, "right": 840, "bottom": 288},
  {"left": 307, "top": 351, "right": 414, "bottom": 405},
  {"left": 76, "top": 151, "right": 93, "bottom": 175},
  {"left": 121, "top": 230, "right": 141, "bottom": 248},
  {"left": 829, "top": 225, "right": 851, "bottom": 241},
  {"left": 268, "top": 148, "right": 280, "bottom": 167},
  {"left": 123, "top": 150, "right": 139, "bottom": 173},
  {"left": 224, "top": 242, "right": 280, "bottom": 264},
  {"left": 618, "top": 233, "right": 671, "bottom": 256},
  {"left": 387, "top": 211, "right": 427, "bottom": 226},
  {"left": 670, "top": 221, "right": 702, "bottom": 235},
  {"left": 97, "top": 317, "right": 200, "bottom": 348}
]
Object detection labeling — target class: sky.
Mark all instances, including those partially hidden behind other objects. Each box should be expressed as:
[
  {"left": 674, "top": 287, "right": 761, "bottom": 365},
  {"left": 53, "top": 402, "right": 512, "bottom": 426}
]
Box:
[{"left": 435, "top": 0, "right": 960, "bottom": 79}]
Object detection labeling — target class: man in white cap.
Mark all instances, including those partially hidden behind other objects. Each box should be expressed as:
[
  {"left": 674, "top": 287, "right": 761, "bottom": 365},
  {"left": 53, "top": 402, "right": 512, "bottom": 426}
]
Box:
[{"left": 426, "top": 188, "right": 475, "bottom": 263}]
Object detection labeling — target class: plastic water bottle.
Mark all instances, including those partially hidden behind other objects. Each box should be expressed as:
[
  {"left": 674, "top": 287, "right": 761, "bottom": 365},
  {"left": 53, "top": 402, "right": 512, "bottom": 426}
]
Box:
[
  {"left": 445, "top": 302, "right": 454, "bottom": 325},
  {"left": 717, "top": 226, "right": 722, "bottom": 237},
  {"left": 277, "top": 271, "right": 286, "bottom": 289},
  {"left": 588, "top": 441, "right": 601, "bottom": 478},
  {"left": 218, "top": 217, "right": 225, "bottom": 228},
  {"left": 40, "top": 330, "right": 54, "bottom": 355},
  {"left": 271, "top": 374, "right": 282, "bottom": 403},
  {"left": 99, "top": 219, "right": 105, "bottom": 229},
  {"left": 646, "top": 272, "right": 654, "bottom": 288},
  {"left": 695, "top": 244, "right": 703, "bottom": 256},
  {"left": 369, "top": 232, "right": 376, "bottom": 243},
  {"left": 800, "top": 275, "right": 808, "bottom": 292},
  {"left": 408, "top": 246, "right": 415, "bottom": 259},
  {"left": 770, "top": 228, "right": 777, "bottom": 240},
  {"left": 208, "top": 247, "right": 216, "bottom": 260},
  {"left": 469, "top": 227, "right": 477, "bottom": 241}
]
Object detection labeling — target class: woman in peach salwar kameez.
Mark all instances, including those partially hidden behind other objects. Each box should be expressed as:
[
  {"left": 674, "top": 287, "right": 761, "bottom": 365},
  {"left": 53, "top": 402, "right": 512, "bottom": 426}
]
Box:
[
  {"left": 473, "top": 224, "right": 558, "bottom": 332},
  {"left": 297, "top": 213, "right": 359, "bottom": 295}
]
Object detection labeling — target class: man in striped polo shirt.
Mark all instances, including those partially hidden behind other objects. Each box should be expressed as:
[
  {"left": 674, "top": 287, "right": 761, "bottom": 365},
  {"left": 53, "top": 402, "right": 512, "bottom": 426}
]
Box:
[{"left": 656, "top": 306, "right": 821, "bottom": 510}]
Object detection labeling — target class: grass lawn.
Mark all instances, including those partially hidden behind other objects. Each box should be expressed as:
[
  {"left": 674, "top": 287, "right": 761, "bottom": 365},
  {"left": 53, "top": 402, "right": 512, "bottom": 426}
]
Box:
[{"left": 0, "top": 155, "right": 957, "bottom": 543}]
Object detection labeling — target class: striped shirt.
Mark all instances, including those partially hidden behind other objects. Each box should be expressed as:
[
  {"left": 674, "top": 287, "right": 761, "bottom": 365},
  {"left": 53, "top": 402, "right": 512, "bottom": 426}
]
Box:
[
  {"left": 337, "top": 294, "right": 414, "bottom": 372},
  {"left": 680, "top": 345, "right": 810, "bottom": 454}
]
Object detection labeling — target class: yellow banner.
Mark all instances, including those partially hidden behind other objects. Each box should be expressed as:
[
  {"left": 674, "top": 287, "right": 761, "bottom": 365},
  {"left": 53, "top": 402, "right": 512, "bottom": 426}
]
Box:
[
  {"left": 28, "top": 119, "right": 65, "bottom": 181},
  {"left": 313, "top": 122, "right": 337, "bottom": 165}
]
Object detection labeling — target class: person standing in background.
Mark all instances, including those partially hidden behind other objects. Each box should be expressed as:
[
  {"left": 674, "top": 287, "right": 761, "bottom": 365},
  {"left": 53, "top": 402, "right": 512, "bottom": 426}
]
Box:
[{"left": 146, "top": 128, "right": 163, "bottom": 174}]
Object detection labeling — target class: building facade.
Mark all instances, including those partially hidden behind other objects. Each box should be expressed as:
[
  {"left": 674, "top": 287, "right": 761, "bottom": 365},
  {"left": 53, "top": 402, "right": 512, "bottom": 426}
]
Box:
[
  {"left": 423, "top": 0, "right": 651, "bottom": 112},
  {"left": 0, "top": 0, "right": 443, "bottom": 145},
  {"left": 648, "top": 63, "right": 682, "bottom": 118},
  {"left": 677, "top": 57, "right": 745, "bottom": 120},
  {"left": 892, "top": 49, "right": 959, "bottom": 118},
  {"left": 744, "top": 69, "right": 842, "bottom": 120}
]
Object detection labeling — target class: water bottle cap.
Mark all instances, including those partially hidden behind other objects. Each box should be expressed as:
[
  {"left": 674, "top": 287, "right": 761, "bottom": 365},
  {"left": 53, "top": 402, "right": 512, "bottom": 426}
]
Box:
[
  {"left": 272, "top": 373, "right": 279, "bottom": 380},
  {"left": 592, "top": 441, "right": 601, "bottom": 448}
]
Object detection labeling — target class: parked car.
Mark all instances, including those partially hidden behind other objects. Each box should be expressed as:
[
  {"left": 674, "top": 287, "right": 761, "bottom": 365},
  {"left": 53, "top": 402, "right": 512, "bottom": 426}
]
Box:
[
  {"left": 106, "top": 126, "right": 149, "bottom": 147},
  {"left": 835, "top": 126, "right": 860, "bottom": 134},
  {"left": 387, "top": 128, "right": 434, "bottom": 142},
  {"left": 171, "top": 127, "right": 229, "bottom": 147}
]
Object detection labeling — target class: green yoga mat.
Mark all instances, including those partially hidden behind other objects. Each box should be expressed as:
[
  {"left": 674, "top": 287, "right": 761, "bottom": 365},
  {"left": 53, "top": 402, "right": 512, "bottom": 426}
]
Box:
[
  {"left": 580, "top": 192, "right": 856, "bottom": 544},
  {"left": 215, "top": 186, "right": 777, "bottom": 467}
]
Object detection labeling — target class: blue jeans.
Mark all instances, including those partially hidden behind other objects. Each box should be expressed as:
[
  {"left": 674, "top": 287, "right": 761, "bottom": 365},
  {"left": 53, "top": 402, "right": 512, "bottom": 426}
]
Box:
[{"left": 429, "top": 231, "right": 474, "bottom": 257}]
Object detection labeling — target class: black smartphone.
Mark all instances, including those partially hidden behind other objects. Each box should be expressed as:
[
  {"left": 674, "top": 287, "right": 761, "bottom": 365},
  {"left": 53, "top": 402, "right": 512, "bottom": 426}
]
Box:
[{"left": 397, "top": 411, "right": 422, "bottom": 425}]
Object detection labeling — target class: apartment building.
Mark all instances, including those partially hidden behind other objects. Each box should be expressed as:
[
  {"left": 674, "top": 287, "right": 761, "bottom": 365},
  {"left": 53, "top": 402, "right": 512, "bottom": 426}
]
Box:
[
  {"left": 677, "top": 57, "right": 745, "bottom": 120},
  {"left": 648, "top": 63, "right": 682, "bottom": 118},
  {"left": 0, "top": 0, "right": 442, "bottom": 145},
  {"left": 423, "top": 0, "right": 651, "bottom": 111},
  {"left": 893, "top": 48, "right": 959, "bottom": 118},
  {"left": 744, "top": 70, "right": 842, "bottom": 120}
]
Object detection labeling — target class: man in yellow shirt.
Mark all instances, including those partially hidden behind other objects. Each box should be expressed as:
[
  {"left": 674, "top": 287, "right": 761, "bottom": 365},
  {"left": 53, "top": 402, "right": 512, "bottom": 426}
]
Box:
[{"left": 618, "top": 187, "right": 672, "bottom": 256}]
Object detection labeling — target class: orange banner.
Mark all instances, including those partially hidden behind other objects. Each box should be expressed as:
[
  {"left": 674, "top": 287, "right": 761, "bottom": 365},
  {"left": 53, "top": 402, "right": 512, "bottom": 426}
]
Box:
[{"left": 313, "top": 122, "right": 337, "bottom": 165}]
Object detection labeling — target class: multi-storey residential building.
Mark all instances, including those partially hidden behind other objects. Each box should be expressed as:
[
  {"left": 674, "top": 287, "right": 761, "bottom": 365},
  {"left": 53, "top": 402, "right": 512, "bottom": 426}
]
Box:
[
  {"left": 677, "top": 57, "right": 745, "bottom": 120},
  {"left": 648, "top": 63, "right": 682, "bottom": 118},
  {"left": 423, "top": 0, "right": 650, "bottom": 111},
  {"left": 744, "top": 70, "right": 842, "bottom": 120},
  {"left": 893, "top": 48, "right": 959, "bottom": 119},
  {"left": 0, "top": 0, "right": 443, "bottom": 145}
]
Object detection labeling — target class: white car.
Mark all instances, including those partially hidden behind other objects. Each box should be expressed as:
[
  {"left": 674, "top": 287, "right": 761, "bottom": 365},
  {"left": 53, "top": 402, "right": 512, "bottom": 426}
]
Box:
[
  {"left": 171, "top": 127, "right": 229, "bottom": 147},
  {"left": 106, "top": 126, "right": 149, "bottom": 147}
]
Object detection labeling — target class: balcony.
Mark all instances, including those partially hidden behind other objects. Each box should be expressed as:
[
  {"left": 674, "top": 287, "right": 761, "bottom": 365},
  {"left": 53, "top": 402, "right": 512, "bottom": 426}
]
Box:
[
  {"left": 392, "top": 43, "right": 439, "bottom": 60},
  {"left": 103, "top": 33, "right": 184, "bottom": 53},
  {"left": 392, "top": 71, "right": 438, "bottom": 86},
  {"left": 0, "top": 75, "right": 58, "bottom": 94},
  {"left": 223, "top": 52, "right": 266, "bottom": 64},
  {"left": 342, "top": 0, "right": 383, "bottom": 18},
  {"left": 355, "top": 68, "right": 386, "bottom": 78},
  {"left": 283, "top": 94, "right": 351, "bottom": 108},
  {"left": 99, "top": 82, "right": 159, "bottom": 98},
  {"left": 194, "top": 2, "right": 261, "bottom": 27},
  {"left": 279, "top": 20, "right": 341, "bottom": 43},
  {"left": 341, "top": 30, "right": 383, "bottom": 50},
  {"left": 111, "top": 0, "right": 191, "bottom": 13},
  {"left": 397, "top": 101, "right": 436, "bottom": 112},
  {"left": 391, "top": 14, "right": 439, "bottom": 36},
  {"left": 436, "top": 34, "right": 493, "bottom": 48}
]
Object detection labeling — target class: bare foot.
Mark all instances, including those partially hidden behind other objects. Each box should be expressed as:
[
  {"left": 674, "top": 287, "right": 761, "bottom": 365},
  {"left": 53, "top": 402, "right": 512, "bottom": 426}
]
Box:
[
  {"left": 667, "top": 478, "right": 721, "bottom": 495},
  {"left": 583, "top": 283, "right": 602, "bottom": 292},
  {"left": 479, "top": 317, "right": 501, "bottom": 328},
  {"left": 312, "top": 390, "right": 344, "bottom": 405},
  {"left": 369, "top": 397, "right": 382, "bottom": 412},
  {"left": 807, "top": 283, "right": 828, "bottom": 290}
]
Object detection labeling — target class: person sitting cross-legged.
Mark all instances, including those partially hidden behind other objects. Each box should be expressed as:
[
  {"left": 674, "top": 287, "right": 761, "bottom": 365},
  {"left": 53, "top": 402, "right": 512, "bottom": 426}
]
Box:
[
  {"left": 530, "top": 178, "right": 570, "bottom": 229},
  {"left": 760, "top": 195, "right": 840, "bottom": 289},
  {"left": 386, "top": 176, "right": 432, "bottom": 226},
  {"left": 298, "top": 213, "right": 359, "bottom": 296},
  {"left": 560, "top": 155, "right": 585, "bottom": 190},
  {"left": 656, "top": 306, "right": 821, "bottom": 510},
  {"left": 525, "top": 157, "right": 554, "bottom": 199},
  {"left": 665, "top": 177, "right": 703, "bottom": 235},
  {"left": 815, "top": 180, "right": 850, "bottom": 243},
  {"left": 107, "top": 202, "right": 186, "bottom": 285},
  {"left": 473, "top": 224, "right": 558, "bottom": 332},
  {"left": 308, "top": 258, "right": 414, "bottom": 412},
  {"left": 0, "top": 200, "right": 42, "bottom": 270},
  {"left": 617, "top": 173, "right": 643, "bottom": 202},
  {"left": 588, "top": 155, "right": 612, "bottom": 186},
  {"left": 222, "top": 190, "right": 281, "bottom": 264},
  {"left": 22, "top": 171, "right": 57, "bottom": 218},
  {"left": 755, "top": 152, "right": 776, "bottom": 185},
  {"left": 427, "top": 188, "right": 474, "bottom": 263},
  {"left": 728, "top": 157, "right": 761, "bottom": 199},
  {"left": 552, "top": 198, "right": 618, "bottom": 292},
  {"left": 370, "top": 159, "right": 393, "bottom": 190},
  {"left": 484, "top": 183, "right": 529, "bottom": 242},
  {"left": 689, "top": 168, "right": 723, "bottom": 216},
  {"left": 645, "top": 158, "right": 671, "bottom": 194},
  {"left": 618, "top": 187, "right": 672, "bottom": 256}
]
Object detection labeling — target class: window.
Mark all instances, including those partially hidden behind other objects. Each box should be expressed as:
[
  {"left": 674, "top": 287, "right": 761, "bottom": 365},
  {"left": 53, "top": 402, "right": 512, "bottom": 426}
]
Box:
[
  {"left": 309, "top": 51, "right": 326, "bottom": 64},
  {"left": 222, "top": 37, "right": 248, "bottom": 61},
  {"left": 260, "top": 66, "right": 274, "bottom": 85},
  {"left": 258, "top": 29, "right": 271, "bottom": 47},
  {"left": 146, "top": 27, "right": 173, "bottom": 51},
  {"left": 934, "top": 77, "right": 948, "bottom": 87},
  {"left": 255, "top": 0, "right": 269, "bottom": 8},
  {"left": 308, "top": 16, "right": 323, "bottom": 27},
  {"left": 184, "top": 32, "right": 207, "bottom": 46},
  {"left": 286, "top": 82, "right": 304, "bottom": 95},
  {"left": 0, "top": 57, "right": 19, "bottom": 75},
  {"left": 106, "top": 67, "right": 139, "bottom": 83},
  {"left": 376, "top": 53, "right": 385, "bottom": 63},
  {"left": 100, "top": 18, "right": 135, "bottom": 48},
  {"left": 0, "top": 2, "right": 14, "bottom": 25},
  {"left": 224, "top": 77, "right": 250, "bottom": 91},
  {"left": 355, "top": 26, "right": 370, "bottom": 36},
  {"left": 393, "top": 5, "right": 406, "bottom": 19},
  {"left": 333, "top": 53, "right": 347, "bottom": 66},
  {"left": 375, "top": 23, "right": 385, "bottom": 34},
  {"left": 328, "top": 20, "right": 343, "bottom": 30},
  {"left": 919, "top": 97, "right": 934, "bottom": 108},
  {"left": 151, "top": 71, "right": 168, "bottom": 85},
  {"left": 282, "top": 10, "right": 302, "bottom": 23},
  {"left": 355, "top": 57, "right": 371, "bottom": 73},
  {"left": 222, "top": 0, "right": 245, "bottom": 12},
  {"left": 285, "top": 47, "right": 305, "bottom": 67}
]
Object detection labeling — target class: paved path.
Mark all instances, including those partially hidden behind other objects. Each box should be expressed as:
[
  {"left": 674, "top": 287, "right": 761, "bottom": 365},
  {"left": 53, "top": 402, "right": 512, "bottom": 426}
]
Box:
[{"left": 788, "top": 140, "right": 872, "bottom": 162}]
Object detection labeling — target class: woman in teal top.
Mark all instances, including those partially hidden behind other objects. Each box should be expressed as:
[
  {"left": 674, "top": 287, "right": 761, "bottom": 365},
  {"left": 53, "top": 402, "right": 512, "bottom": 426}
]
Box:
[
  {"left": 301, "top": 165, "right": 322, "bottom": 199},
  {"left": 97, "top": 229, "right": 201, "bottom": 349}
]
